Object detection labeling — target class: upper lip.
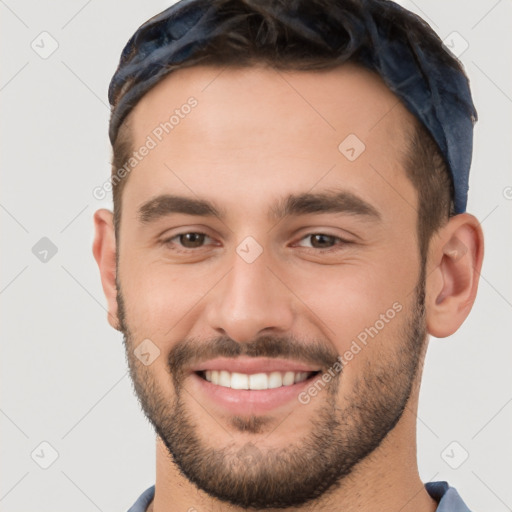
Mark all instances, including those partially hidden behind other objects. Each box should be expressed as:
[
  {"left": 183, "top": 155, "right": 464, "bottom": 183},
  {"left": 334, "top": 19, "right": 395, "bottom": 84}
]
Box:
[{"left": 190, "top": 356, "right": 321, "bottom": 374}]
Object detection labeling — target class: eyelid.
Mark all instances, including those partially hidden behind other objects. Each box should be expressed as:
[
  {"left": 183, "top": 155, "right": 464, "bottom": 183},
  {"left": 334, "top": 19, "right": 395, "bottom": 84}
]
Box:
[
  {"left": 158, "top": 224, "right": 217, "bottom": 240},
  {"left": 290, "top": 223, "right": 362, "bottom": 242}
]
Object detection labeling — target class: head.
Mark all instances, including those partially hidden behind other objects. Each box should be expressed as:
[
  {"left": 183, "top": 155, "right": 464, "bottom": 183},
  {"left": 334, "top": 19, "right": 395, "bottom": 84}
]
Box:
[{"left": 93, "top": 0, "right": 484, "bottom": 509}]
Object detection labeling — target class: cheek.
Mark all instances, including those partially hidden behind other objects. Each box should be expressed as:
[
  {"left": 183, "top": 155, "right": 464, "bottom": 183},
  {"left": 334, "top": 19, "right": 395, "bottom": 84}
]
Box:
[
  {"left": 119, "top": 254, "right": 216, "bottom": 339},
  {"left": 290, "top": 257, "right": 416, "bottom": 352}
]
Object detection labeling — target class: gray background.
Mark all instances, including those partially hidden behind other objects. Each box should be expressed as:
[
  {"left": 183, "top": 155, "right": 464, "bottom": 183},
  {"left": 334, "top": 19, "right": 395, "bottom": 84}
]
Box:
[{"left": 1, "top": 0, "right": 511, "bottom": 511}]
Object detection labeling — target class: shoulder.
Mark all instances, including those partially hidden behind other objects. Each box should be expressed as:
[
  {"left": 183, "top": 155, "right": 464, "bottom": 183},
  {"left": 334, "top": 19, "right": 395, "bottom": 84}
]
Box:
[
  {"left": 127, "top": 485, "right": 155, "bottom": 512},
  {"left": 425, "top": 481, "right": 473, "bottom": 512}
]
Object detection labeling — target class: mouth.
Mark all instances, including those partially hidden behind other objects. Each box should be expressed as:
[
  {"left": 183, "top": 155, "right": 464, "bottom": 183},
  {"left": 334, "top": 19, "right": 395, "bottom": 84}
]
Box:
[
  {"left": 187, "top": 357, "right": 324, "bottom": 415},
  {"left": 196, "top": 369, "right": 320, "bottom": 390}
]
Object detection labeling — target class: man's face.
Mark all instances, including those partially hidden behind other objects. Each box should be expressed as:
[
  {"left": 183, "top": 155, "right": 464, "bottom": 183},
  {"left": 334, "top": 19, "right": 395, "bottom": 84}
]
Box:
[{"left": 115, "top": 63, "right": 427, "bottom": 508}]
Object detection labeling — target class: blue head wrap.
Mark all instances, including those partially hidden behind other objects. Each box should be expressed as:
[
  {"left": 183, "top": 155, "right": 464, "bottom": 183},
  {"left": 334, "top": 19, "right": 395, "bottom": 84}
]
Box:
[{"left": 108, "top": 0, "right": 477, "bottom": 213}]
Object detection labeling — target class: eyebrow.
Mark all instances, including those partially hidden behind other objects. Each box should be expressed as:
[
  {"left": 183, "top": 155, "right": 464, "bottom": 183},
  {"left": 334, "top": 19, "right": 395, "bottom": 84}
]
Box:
[{"left": 137, "top": 190, "right": 381, "bottom": 224}]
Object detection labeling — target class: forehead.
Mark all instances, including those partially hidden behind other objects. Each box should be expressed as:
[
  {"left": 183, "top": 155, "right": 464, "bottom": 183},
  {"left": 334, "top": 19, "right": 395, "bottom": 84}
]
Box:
[
  {"left": 129, "top": 61, "right": 412, "bottom": 142},
  {"left": 121, "top": 62, "right": 417, "bottom": 222}
]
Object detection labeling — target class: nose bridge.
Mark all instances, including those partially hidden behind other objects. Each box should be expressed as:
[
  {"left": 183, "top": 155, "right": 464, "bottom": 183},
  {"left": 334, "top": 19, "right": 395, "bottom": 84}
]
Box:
[{"left": 206, "top": 244, "right": 294, "bottom": 343}]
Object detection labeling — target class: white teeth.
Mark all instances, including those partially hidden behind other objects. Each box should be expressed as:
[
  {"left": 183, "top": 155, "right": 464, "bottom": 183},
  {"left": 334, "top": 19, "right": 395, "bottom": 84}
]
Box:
[
  {"left": 282, "top": 371, "right": 295, "bottom": 386},
  {"left": 202, "top": 370, "right": 314, "bottom": 389},
  {"left": 268, "top": 371, "right": 283, "bottom": 389},
  {"left": 219, "top": 370, "right": 231, "bottom": 387},
  {"left": 249, "top": 373, "right": 268, "bottom": 390},
  {"left": 230, "top": 372, "right": 249, "bottom": 390}
]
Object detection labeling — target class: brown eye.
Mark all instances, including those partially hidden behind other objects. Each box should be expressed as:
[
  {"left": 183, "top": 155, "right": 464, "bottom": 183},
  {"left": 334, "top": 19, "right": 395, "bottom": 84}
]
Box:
[
  {"left": 161, "top": 231, "right": 213, "bottom": 254},
  {"left": 308, "top": 234, "right": 337, "bottom": 249},
  {"left": 178, "top": 233, "right": 207, "bottom": 248},
  {"left": 294, "top": 233, "right": 351, "bottom": 253}
]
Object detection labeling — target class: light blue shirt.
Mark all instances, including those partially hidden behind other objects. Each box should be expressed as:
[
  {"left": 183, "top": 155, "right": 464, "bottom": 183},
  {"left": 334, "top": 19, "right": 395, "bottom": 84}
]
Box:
[{"left": 127, "top": 481, "right": 473, "bottom": 511}]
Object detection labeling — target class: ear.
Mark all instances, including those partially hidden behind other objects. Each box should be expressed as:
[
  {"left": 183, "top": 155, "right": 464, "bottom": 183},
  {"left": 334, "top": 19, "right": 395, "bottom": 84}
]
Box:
[
  {"left": 92, "top": 208, "right": 120, "bottom": 331},
  {"left": 425, "top": 213, "right": 484, "bottom": 338}
]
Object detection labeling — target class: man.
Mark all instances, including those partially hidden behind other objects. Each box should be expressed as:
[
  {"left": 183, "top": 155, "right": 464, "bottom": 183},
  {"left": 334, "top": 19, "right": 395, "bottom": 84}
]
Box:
[{"left": 93, "top": 0, "right": 484, "bottom": 510}]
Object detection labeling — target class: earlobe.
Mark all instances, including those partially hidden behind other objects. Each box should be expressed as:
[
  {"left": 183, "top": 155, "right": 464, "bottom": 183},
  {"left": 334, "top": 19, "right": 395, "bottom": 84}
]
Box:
[
  {"left": 426, "top": 213, "right": 484, "bottom": 338},
  {"left": 92, "top": 209, "right": 121, "bottom": 331}
]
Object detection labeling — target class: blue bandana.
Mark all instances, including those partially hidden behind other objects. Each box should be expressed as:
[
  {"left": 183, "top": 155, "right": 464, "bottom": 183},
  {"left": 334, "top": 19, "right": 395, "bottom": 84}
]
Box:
[{"left": 108, "top": 0, "right": 477, "bottom": 213}]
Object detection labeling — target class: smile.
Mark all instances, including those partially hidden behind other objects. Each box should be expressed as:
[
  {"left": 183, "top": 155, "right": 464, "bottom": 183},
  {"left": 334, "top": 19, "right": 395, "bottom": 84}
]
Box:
[
  {"left": 188, "top": 356, "right": 324, "bottom": 414},
  {"left": 197, "top": 370, "right": 319, "bottom": 390}
]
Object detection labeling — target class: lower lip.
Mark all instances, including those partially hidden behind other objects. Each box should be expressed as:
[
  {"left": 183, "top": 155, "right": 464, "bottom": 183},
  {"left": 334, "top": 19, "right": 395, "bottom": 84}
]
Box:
[{"left": 188, "top": 372, "right": 318, "bottom": 415}]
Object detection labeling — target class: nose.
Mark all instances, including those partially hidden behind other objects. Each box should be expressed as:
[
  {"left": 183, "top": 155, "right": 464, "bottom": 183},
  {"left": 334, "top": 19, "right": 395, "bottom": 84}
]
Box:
[{"left": 205, "top": 247, "right": 295, "bottom": 343}]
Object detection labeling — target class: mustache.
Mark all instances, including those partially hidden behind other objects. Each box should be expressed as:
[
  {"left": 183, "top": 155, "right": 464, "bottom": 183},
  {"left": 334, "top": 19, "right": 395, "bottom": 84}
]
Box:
[{"left": 168, "top": 334, "right": 340, "bottom": 379}]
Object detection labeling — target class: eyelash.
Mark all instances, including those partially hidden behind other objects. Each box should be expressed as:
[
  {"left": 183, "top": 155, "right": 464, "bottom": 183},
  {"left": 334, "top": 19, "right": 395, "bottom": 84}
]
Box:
[{"left": 160, "top": 232, "right": 351, "bottom": 254}]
